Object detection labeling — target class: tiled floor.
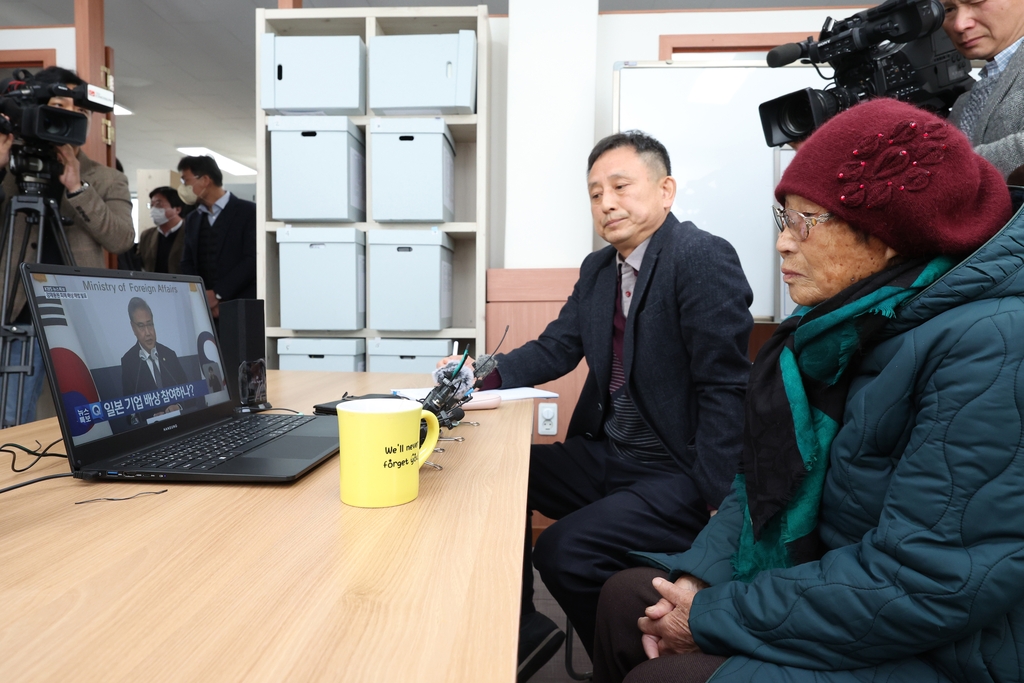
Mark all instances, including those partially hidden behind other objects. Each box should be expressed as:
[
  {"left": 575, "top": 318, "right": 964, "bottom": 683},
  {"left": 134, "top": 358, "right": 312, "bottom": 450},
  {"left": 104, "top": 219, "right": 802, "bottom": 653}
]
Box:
[{"left": 530, "top": 567, "right": 594, "bottom": 683}]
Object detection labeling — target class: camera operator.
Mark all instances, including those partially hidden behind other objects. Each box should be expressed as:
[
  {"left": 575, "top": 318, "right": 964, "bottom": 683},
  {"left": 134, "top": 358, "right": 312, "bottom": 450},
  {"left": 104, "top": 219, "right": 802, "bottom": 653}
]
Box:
[
  {"left": 0, "top": 66, "right": 134, "bottom": 425},
  {"left": 945, "top": 0, "right": 1024, "bottom": 177}
]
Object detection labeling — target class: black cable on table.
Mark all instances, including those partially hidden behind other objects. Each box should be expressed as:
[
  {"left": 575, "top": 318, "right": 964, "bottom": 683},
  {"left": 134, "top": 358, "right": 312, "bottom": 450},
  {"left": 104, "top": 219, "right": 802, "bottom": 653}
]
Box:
[{"left": 0, "top": 472, "right": 73, "bottom": 495}]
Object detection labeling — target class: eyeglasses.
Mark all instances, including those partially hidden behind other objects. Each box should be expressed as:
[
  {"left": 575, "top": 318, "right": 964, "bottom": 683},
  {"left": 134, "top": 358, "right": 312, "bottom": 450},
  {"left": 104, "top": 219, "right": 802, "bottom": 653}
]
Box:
[{"left": 772, "top": 205, "right": 834, "bottom": 241}]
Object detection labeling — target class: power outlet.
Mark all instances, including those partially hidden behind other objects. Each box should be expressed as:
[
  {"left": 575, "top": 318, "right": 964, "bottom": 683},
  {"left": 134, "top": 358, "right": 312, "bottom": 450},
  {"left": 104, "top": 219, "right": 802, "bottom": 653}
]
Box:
[{"left": 537, "top": 402, "right": 558, "bottom": 436}]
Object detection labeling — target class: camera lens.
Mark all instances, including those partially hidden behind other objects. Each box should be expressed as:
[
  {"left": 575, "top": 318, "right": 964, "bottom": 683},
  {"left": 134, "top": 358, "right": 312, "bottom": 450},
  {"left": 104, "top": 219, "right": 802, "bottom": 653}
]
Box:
[
  {"left": 780, "top": 97, "right": 815, "bottom": 139},
  {"left": 41, "top": 111, "right": 72, "bottom": 137}
]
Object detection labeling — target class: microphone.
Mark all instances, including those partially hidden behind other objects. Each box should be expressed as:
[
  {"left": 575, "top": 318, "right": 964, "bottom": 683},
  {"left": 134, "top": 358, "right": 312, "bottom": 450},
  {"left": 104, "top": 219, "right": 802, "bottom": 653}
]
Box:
[
  {"left": 431, "top": 358, "right": 475, "bottom": 399},
  {"left": 766, "top": 41, "right": 807, "bottom": 68},
  {"left": 472, "top": 353, "right": 498, "bottom": 386},
  {"left": 422, "top": 355, "right": 475, "bottom": 428},
  {"left": 134, "top": 355, "right": 146, "bottom": 394}
]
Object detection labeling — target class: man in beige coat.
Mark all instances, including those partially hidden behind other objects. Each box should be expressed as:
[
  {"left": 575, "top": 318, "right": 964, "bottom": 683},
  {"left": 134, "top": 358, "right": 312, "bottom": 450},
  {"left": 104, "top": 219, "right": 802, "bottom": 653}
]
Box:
[{"left": 0, "top": 66, "right": 134, "bottom": 424}]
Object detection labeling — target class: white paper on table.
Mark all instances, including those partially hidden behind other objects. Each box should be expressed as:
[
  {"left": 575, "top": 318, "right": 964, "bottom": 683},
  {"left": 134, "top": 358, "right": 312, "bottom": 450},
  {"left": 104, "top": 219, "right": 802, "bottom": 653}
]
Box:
[
  {"left": 472, "top": 388, "right": 558, "bottom": 401},
  {"left": 391, "top": 387, "right": 559, "bottom": 402}
]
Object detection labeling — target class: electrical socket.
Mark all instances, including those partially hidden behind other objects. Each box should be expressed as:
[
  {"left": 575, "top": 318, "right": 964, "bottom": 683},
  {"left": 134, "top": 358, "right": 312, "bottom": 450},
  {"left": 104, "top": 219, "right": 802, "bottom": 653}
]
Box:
[{"left": 537, "top": 402, "right": 558, "bottom": 436}]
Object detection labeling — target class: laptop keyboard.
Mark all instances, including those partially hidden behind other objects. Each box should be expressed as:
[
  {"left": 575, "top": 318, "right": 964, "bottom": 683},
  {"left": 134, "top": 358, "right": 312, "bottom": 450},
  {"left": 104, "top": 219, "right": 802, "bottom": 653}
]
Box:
[{"left": 119, "top": 414, "right": 316, "bottom": 472}]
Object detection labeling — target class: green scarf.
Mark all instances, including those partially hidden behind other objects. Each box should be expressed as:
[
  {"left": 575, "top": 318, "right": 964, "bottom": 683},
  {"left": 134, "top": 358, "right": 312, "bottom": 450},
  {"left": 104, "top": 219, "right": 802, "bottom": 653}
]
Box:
[{"left": 733, "top": 255, "right": 956, "bottom": 582}]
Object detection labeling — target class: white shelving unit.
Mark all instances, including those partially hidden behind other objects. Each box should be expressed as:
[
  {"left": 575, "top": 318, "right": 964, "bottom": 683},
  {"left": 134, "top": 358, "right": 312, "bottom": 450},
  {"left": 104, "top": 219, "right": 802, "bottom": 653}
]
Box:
[{"left": 254, "top": 5, "right": 490, "bottom": 367}]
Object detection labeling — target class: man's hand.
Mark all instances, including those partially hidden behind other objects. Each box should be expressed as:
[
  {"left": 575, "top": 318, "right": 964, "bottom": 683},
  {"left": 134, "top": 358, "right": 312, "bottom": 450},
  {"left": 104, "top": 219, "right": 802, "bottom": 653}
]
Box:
[
  {"left": 436, "top": 354, "right": 475, "bottom": 370},
  {"left": 55, "top": 144, "right": 83, "bottom": 193},
  {"left": 638, "top": 575, "right": 708, "bottom": 659},
  {"left": 205, "top": 289, "right": 220, "bottom": 319},
  {"left": 0, "top": 127, "right": 13, "bottom": 169}
]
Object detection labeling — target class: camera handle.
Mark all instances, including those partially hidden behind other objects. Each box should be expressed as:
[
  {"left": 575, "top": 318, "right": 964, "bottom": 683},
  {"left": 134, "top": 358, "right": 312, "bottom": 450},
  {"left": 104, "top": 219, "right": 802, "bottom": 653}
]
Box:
[{"left": 0, "top": 192, "right": 75, "bottom": 427}]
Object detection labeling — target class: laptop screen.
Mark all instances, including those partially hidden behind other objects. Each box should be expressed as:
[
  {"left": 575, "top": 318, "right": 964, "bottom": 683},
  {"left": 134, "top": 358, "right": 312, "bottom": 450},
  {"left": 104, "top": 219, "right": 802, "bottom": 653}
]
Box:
[{"left": 26, "top": 269, "right": 231, "bottom": 448}]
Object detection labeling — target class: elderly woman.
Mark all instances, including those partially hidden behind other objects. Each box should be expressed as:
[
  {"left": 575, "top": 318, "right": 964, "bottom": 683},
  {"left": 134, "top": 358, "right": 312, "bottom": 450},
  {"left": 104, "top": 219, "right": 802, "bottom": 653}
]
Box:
[{"left": 590, "top": 97, "right": 1022, "bottom": 683}]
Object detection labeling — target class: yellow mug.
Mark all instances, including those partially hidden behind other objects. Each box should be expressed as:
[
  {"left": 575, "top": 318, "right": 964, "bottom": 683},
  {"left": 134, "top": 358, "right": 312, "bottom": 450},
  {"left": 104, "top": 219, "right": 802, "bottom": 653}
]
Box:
[{"left": 337, "top": 398, "right": 440, "bottom": 507}]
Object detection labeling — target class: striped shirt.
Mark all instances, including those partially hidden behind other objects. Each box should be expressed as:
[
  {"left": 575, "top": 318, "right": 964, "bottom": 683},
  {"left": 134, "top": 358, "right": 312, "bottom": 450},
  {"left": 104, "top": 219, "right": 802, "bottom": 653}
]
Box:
[{"left": 604, "top": 238, "right": 671, "bottom": 462}]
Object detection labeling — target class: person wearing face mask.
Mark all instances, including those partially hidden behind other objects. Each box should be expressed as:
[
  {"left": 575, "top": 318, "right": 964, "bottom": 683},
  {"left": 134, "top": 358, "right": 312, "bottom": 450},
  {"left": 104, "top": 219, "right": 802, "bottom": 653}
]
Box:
[
  {"left": 0, "top": 66, "right": 134, "bottom": 426},
  {"left": 176, "top": 155, "right": 256, "bottom": 320},
  {"left": 137, "top": 186, "right": 188, "bottom": 274}
]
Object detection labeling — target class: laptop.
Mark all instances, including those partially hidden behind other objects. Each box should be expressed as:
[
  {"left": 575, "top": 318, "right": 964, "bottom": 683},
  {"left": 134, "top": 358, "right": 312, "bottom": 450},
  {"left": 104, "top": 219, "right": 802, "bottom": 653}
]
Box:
[{"left": 20, "top": 263, "right": 339, "bottom": 483}]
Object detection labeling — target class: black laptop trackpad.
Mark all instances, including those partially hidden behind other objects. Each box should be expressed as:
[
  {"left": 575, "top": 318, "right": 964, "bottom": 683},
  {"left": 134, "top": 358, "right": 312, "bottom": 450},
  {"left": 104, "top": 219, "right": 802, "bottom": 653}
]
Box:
[{"left": 241, "top": 436, "right": 338, "bottom": 460}]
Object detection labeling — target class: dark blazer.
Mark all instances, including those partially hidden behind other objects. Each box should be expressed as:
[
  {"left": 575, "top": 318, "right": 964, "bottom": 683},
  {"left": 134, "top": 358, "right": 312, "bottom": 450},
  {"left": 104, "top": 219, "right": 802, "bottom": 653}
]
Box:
[
  {"left": 496, "top": 213, "right": 753, "bottom": 508},
  {"left": 138, "top": 224, "right": 186, "bottom": 274},
  {"left": 120, "top": 342, "right": 189, "bottom": 396},
  {"left": 179, "top": 193, "right": 257, "bottom": 301}
]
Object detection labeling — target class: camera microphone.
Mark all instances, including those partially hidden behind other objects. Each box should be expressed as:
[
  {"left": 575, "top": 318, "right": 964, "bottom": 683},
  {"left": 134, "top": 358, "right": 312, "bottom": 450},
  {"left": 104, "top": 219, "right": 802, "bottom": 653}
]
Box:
[
  {"left": 472, "top": 353, "right": 498, "bottom": 385},
  {"left": 431, "top": 359, "right": 475, "bottom": 399},
  {"left": 766, "top": 42, "right": 807, "bottom": 68}
]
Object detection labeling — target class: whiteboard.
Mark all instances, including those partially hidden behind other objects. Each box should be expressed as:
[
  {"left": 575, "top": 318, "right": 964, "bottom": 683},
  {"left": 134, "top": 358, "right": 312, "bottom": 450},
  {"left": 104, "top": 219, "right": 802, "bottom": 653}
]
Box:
[{"left": 614, "top": 61, "right": 824, "bottom": 320}]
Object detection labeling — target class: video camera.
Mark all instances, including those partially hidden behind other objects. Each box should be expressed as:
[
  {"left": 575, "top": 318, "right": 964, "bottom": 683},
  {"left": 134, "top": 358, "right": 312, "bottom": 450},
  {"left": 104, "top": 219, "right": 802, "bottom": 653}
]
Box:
[
  {"left": 759, "top": 0, "right": 974, "bottom": 147},
  {"left": 0, "top": 68, "right": 113, "bottom": 147},
  {"left": 0, "top": 69, "right": 115, "bottom": 194}
]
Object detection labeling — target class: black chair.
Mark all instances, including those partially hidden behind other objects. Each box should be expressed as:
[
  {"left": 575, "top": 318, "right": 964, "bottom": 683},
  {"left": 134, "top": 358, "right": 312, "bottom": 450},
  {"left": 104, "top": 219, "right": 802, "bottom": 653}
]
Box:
[{"left": 564, "top": 617, "right": 593, "bottom": 680}]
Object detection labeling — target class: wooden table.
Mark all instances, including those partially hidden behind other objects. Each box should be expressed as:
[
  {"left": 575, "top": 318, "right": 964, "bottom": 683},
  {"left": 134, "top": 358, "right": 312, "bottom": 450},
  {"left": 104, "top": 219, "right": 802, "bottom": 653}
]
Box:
[{"left": 0, "top": 371, "right": 534, "bottom": 682}]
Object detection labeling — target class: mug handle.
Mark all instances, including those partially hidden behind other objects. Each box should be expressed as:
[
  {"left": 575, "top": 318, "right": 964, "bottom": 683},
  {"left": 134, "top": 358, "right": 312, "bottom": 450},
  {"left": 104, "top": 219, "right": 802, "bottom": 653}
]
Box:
[{"left": 417, "top": 410, "right": 440, "bottom": 467}]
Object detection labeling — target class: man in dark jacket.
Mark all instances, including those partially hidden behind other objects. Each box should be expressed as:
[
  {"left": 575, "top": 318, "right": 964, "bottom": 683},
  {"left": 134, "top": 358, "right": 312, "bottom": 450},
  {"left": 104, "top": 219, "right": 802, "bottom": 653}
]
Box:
[
  {"left": 177, "top": 155, "right": 256, "bottom": 319},
  {"left": 120, "top": 297, "right": 188, "bottom": 420},
  {"left": 448, "top": 131, "right": 753, "bottom": 679}
]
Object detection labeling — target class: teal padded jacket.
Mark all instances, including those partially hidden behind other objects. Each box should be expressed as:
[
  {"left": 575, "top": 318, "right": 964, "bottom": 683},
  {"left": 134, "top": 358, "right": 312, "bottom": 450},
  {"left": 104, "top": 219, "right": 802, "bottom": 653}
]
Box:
[{"left": 633, "top": 203, "right": 1024, "bottom": 682}]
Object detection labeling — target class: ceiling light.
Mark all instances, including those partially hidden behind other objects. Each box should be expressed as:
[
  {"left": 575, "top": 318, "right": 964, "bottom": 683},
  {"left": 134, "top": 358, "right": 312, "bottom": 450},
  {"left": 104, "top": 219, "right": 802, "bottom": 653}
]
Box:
[
  {"left": 113, "top": 104, "right": 132, "bottom": 116},
  {"left": 176, "top": 147, "right": 257, "bottom": 176}
]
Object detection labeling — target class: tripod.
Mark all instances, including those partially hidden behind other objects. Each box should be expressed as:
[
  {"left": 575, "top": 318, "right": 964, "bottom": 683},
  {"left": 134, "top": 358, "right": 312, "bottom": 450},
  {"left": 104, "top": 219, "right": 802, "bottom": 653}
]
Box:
[{"left": 0, "top": 169, "right": 75, "bottom": 428}]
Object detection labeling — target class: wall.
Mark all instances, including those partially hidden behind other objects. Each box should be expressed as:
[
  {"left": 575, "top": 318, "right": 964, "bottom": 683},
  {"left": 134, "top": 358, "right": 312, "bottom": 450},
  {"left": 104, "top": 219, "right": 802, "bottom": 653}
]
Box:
[
  {"left": 490, "top": 7, "right": 868, "bottom": 268},
  {"left": 0, "top": 26, "right": 76, "bottom": 68},
  {"left": 503, "top": 1, "right": 598, "bottom": 270}
]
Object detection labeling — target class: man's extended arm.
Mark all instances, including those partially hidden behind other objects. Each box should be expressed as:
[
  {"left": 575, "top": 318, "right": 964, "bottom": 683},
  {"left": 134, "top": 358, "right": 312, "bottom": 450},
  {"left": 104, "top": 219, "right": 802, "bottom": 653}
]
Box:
[
  {"left": 489, "top": 266, "right": 591, "bottom": 390},
  {"left": 973, "top": 133, "right": 1024, "bottom": 177}
]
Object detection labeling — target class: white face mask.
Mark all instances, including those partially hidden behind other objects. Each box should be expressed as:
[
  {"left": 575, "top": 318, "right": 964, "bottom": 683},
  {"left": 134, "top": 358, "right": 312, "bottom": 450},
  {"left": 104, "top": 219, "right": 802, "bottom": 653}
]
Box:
[
  {"left": 177, "top": 182, "right": 198, "bottom": 205},
  {"left": 149, "top": 206, "right": 170, "bottom": 226}
]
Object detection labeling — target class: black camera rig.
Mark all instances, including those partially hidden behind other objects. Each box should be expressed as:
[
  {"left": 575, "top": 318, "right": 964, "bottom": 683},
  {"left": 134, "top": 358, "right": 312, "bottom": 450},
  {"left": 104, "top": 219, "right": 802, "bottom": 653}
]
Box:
[
  {"left": 759, "top": 0, "right": 974, "bottom": 147},
  {"left": 0, "top": 69, "right": 114, "bottom": 196},
  {"left": 0, "top": 69, "right": 114, "bottom": 426}
]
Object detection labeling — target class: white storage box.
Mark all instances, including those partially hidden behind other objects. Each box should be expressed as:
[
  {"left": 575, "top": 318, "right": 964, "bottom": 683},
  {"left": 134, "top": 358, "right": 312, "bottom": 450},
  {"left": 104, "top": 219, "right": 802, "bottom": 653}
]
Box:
[
  {"left": 260, "top": 34, "right": 366, "bottom": 115},
  {"left": 270, "top": 116, "right": 365, "bottom": 222},
  {"left": 278, "top": 338, "right": 366, "bottom": 372},
  {"left": 368, "top": 30, "right": 476, "bottom": 115},
  {"left": 366, "top": 338, "right": 452, "bottom": 374},
  {"left": 371, "top": 118, "right": 454, "bottom": 223},
  {"left": 278, "top": 227, "right": 365, "bottom": 330},
  {"left": 367, "top": 230, "right": 453, "bottom": 331}
]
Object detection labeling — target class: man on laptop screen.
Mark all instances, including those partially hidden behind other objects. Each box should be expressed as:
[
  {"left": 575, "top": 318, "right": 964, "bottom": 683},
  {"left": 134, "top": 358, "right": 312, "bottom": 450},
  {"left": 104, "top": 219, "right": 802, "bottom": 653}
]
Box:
[
  {"left": 30, "top": 271, "right": 228, "bottom": 444},
  {"left": 120, "top": 297, "right": 191, "bottom": 421}
]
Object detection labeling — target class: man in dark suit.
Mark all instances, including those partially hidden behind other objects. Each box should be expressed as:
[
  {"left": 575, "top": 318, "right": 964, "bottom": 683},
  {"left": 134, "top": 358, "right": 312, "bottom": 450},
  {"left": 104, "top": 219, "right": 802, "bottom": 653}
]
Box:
[
  {"left": 176, "top": 155, "right": 256, "bottom": 319},
  {"left": 120, "top": 297, "right": 188, "bottom": 401},
  {"left": 443, "top": 132, "right": 753, "bottom": 680}
]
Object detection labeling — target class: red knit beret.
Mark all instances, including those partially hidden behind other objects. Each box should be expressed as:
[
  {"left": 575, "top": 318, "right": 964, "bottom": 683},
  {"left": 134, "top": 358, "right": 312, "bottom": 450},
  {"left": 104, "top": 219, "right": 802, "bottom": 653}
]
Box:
[{"left": 775, "top": 98, "right": 1012, "bottom": 257}]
